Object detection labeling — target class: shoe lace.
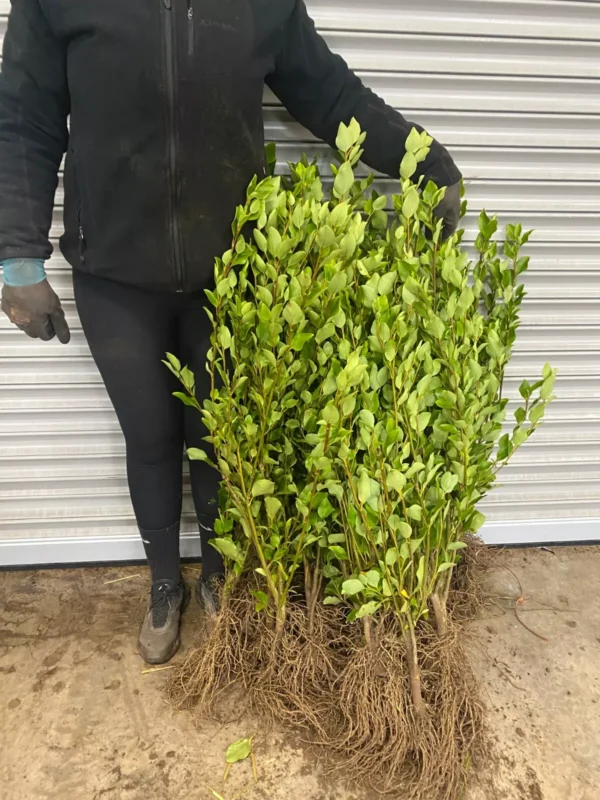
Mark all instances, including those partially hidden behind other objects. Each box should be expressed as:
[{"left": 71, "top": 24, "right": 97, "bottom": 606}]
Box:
[{"left": 150, "top": 581, "right": 178, "bottom": 628}]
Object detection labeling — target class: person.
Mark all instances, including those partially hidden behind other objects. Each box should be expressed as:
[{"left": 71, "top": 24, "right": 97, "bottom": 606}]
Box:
[{"left": 0, "top": 0, "right": 462, "bottom": 664}]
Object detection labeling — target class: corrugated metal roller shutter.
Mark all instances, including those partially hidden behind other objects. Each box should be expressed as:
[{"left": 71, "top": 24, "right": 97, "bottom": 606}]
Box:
[{"left": 0, "top": 0, "right": 599, "bottom": 564}]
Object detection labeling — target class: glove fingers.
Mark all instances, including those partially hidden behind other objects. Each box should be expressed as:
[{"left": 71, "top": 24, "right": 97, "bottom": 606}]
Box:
[
  {"left": 20, "top": 317, "right": 55, "bottom": 341},
  {"left": 50, "top": 307, "right": 71, "bottom": 345},
  {"left": 442, "top": 217, "right": 459, "bottom": 240}
]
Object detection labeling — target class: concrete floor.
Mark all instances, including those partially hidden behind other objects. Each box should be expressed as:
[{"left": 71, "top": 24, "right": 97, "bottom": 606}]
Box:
[{"left": 0, "top": 547, "right": 598, "bottom": 800}]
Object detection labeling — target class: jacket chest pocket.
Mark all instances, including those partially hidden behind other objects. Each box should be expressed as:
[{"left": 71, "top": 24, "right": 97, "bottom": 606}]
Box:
[{"left": 185, "top": 0, "right": 254, "bottom": 74}]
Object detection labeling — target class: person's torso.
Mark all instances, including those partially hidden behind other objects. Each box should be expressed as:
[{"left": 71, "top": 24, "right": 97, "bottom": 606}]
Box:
[{"left": 44, "top": 0, "right": 294, "bottom": 291}]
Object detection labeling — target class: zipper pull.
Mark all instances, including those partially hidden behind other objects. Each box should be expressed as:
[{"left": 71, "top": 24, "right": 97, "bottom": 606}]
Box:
[
  {"left": 187, "top": 2, "right": 194, "bottom": 56},
  {"left": 164, "top": 0, "right": 172, "bottom": 9}
]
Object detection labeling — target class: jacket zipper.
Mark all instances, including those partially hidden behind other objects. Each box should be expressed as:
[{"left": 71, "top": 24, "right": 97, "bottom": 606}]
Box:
[
  {"left": 78, "top": 211, "right": 86, "bottom": 264},
  {"left": 162, "top": 0, "right": 185, "bottom": 291},
  {"left": 187, "top": 0, "right": 194, "bottom": 56},
  {"left": 74, "top": 165, "right": 86, "bottom": 264}
]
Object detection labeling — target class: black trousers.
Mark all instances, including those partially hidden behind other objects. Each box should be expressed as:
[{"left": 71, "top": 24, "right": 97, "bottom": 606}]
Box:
[{"left": 74, "top": 269, "right": 223, "bottom": 579}]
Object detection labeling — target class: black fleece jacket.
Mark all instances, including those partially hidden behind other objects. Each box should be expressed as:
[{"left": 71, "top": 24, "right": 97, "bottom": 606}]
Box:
[{"left": 0, "top": 0, "right": 461, "bottom": 292}]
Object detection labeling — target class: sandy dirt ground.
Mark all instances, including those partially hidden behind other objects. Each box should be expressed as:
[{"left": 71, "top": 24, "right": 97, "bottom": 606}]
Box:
[{"left": 1, "top": 546, "right": 599, "bottom": 800}]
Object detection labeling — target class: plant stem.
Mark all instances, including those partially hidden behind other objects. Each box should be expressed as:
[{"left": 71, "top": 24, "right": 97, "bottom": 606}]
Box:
[
  {"left": 404, "top": 618, "right": 425, "bottom": 717},
  {"left": 430, "top": 592, "right": 447, "bottom": 637}
]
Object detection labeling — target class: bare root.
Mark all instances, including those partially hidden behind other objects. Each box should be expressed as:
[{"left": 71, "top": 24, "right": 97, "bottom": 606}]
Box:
[{"left": 167, "top": 543, "right": 491, "bottom": 800}]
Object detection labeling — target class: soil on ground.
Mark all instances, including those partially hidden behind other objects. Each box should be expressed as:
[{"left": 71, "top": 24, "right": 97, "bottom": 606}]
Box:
[{"left": 1, "top": 547, "right": 599, "bottom": 800}]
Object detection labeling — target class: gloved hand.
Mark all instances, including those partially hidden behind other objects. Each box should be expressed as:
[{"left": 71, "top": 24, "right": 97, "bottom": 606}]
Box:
[
  {"left": 433, "top": 182, "right": 461, "bottom": 240},
  {"left": 1, "top": 279, "right": 70, "bottom": 343}
]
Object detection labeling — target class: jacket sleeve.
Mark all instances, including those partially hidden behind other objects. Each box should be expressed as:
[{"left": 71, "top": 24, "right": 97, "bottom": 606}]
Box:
[
  {"left": 0, "top": 0, "right": 69, "bottom": 262},
  {"left": 266, "top": 0, "right": 461, "bottom": 188}
]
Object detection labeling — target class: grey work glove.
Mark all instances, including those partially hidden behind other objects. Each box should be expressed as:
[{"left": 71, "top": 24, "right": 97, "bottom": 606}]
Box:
[
  {"left": 1, "top": 280, "right": 70, "bottom": 343},
  {"left": 433, "top": 182, "right": 461, "bottom": 240}
]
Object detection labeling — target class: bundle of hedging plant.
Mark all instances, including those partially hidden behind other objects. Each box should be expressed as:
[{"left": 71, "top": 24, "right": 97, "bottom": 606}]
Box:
[{"left": 167, "top": 120, "right": 554, "bottom": 796}]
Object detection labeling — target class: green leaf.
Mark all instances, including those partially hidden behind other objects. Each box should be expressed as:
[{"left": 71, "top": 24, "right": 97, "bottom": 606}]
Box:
[
  {"left": 371, "top": 209, "right": 388, "bottom": 230},
  {"left": 359, "top": 409, "right": 375, "bottom": 429},
  {"left": 317, "top": 225, "right": 336, "bottom": 248},
  {"left": 416, "top": 556, "right": 425, "bottom": 588},
  {"left": 329, "top": 546, "right": 349, "bottom": 560},
  {"left": 469, "top": 510, "right": 486, "bottom": 532},
  {"left": 218, "top": 325, "right": 232, "bottom": 349},
  {"left": 386, "top": 470, "right": 406, "bottom": 493},
  {"left": 497, "top": 433, "right": 512, "bottom": 461},
  {"left": 341, "top": 232, "right": 357, "bottom": 258},
  {"left": 400, "top": 152, "right": 417, "bottom": 180},
  {"left": 512, "top": 428, "right": 528, "bottom": 447},
  {"left": 416, "top": 412, "right": 431, "bottom": 433},
  {"left": 378, "top": 271, "right": 397, "bottom": 296},
  {"left": 405, "top": 128, "right": 422, "bottom": 154},
  {"left": 316, "top": 323, "right": 336, "bottom": 344},
  {"left": 187, "top": 447, "right": 208, "bottom": 462},
  {"left": 329, "top": 202, "right": 349, "bottom": 228},
  {"left": 291, "top": 332, "right": 313, "bottom": 351},
  {"left": 322, "top": 404, "right": 340, "bottom": 426},
  {"left": 514, "top": 407, "right": 526, "bottom": 424},
  {"left": 357, "top": 470, "right": 372, "bottom": 504},
  {"left": 211, "top": 537, "right": 241, "bottom": 562},
  {"left": 385, "top": 547, "right": 398, "bottom": 566},
  {"left": 166, "top": 352, "right": 181, "bottom": 373},
  {"left": 342, "top": 395, "right": 357, "bottom": 416},
  {"left": 540, "top": 374, "right": 555, "bottom": 400},
  {"left": 441, "top": 472, "right": 459, "bottom": 494},
  {"left": 253, "top": 228, "right": 267, "bottom": 252},
  {"left": 402, "top": 187, "right": 419, "bottom": 218},
  {"left": 363, "top": 569, "right": 381, "bottom": 588},
  {"left": 469, "top": 359, "right": 482, "bottom": 381},
  {"left": 529, "top": 404, "right": 546, "bottom": 424},
  {"left": 226, "top": 737, "right": 253, "bottom": 764},
  {"left": 519, "top": 380, "right": 532, "bottom": 400},
  {"left": 457, "top": 286, "right": 474, "bottom": 313},
  {"left": 264, "top": 496, "right": 282, "bottom": 520},
  {"left": 329, "top": 271, "right": 347, "bottom": 293},
  {"left": 323, "top": 596, "right": 342, "bottom": 606},
  {"left": 355, "top": 601, "right": 381, "bottom": 620},
  {"left": 427, "top": 315, "right": 445, "bottom": 339},
  {"left": 267, "top": 226, "right": 281, "bottom": 256},
  {"left": 334, "top": 162, "right": 355, "bottom": 197},
  {"left": 173, "top": 392, "right": 199, "bottom": 408},
  {"left": 448, "top": 541, "right": 468, "bottom": 551},
  {"left": 283, "top": 300, "right": 304, "bottom": 326},
  {"left": 252, "top": 590, "right": 269, "bottom": 612},
  {"left": 251, "top": 479, "right": 275, "bottom": 497},
  {"left": 437, "top": 562, "right": 455, "bottom": 574},
  {"left": 216, "top": 277, "right": 231, "bottom": 297},
  {"left": 402, "top": 284, "right": 416, "bottom": 305},
  {"left": 336, "top": 122, "right": 353, "bottom": 152},
  {"left": 256, "top": 285, "right": 272, "bottom": 306},
  {"left": 407, "top": 505, "right": 422, "bottom": 521},
  {"left": 341, "top": 579, "right": 365, "bottom": 597}
]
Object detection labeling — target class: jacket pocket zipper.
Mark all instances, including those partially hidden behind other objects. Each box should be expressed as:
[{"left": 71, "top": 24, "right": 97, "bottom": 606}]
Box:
[
  {"left": 78, "top": 209, "right": 86, "bottom": 264},
  {"left": 187, "top": 0, "right": 194, "bottom": 56}
]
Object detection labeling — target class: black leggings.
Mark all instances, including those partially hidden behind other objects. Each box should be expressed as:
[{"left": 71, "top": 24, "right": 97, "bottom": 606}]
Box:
[{"left": 74, "top": 269, "right": 223, "bottom": 578}]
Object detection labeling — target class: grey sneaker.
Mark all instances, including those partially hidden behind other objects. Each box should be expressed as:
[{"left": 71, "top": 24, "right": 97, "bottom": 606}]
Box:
[
  {"left": 195, "top": 573, "right": 225, "bottom": 616},
  {"left": 138, "top": 578, "right": 190, "bottom": 664}
]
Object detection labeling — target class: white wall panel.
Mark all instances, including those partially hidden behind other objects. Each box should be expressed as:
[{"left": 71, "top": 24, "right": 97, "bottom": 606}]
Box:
[{"left": 0, "top": 0, "right": 599, "bottom": 564}]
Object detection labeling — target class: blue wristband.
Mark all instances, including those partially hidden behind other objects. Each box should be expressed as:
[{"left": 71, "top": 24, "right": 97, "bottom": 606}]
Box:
[{"left": 1, "top": 258, "right": 46, "bottom": 287}]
